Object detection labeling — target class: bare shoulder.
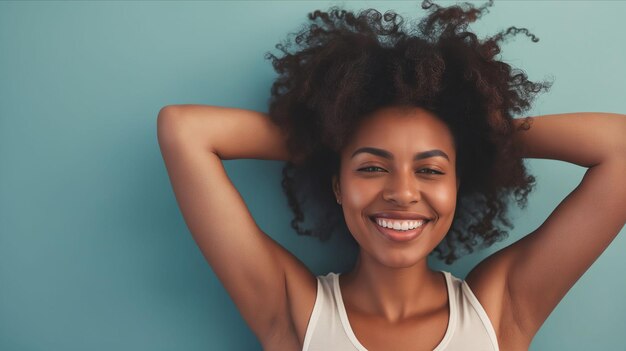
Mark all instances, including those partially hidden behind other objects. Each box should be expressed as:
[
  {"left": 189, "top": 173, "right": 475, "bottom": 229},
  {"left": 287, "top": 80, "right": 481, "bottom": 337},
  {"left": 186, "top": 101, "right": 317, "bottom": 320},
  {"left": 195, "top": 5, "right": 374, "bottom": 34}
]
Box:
[
  {"left": 465, "top": 248, "right": 531, "bottom": 351},
  {"left": 262, "top": 248, "right": 318, "bottom": 350}
]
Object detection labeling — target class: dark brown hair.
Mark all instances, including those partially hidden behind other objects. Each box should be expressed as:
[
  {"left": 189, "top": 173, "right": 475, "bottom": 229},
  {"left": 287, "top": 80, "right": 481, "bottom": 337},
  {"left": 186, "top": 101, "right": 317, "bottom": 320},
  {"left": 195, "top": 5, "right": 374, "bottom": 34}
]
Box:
[{"left": 264, "top": 0, "right": 552, "bottom": 264}]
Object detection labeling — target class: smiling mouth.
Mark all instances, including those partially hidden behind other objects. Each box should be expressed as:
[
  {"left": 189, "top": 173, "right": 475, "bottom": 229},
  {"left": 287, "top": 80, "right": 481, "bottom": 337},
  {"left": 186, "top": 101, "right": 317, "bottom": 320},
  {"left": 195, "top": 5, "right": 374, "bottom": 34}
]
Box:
[
  {"left": 368, "top": 216, "right": 430, "bottom": 227},
  {"left": 368, "top": 216, "right": 431, "bottom": 243}
]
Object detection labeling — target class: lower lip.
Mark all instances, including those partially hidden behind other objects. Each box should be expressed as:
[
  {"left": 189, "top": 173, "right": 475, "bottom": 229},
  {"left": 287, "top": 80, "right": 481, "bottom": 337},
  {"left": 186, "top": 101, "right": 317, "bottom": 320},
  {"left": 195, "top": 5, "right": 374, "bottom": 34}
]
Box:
[{"left": 370, "top": 217, "right": 429, "bottom": 243}]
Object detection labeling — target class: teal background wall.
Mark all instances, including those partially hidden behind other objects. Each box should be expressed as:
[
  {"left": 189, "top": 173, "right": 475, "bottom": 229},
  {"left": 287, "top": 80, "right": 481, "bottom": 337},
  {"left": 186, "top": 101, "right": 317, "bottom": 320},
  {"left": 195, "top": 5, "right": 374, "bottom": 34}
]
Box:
[{"left": 1, "top": 1, "right": 624, "bottom": 350}]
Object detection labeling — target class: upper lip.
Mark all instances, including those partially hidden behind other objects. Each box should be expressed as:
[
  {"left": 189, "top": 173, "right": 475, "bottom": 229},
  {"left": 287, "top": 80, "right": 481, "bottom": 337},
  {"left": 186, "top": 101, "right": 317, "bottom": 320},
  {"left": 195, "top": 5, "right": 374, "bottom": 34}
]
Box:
[{"left": 370, "top": 211, "right": 433, "bottom": 221}]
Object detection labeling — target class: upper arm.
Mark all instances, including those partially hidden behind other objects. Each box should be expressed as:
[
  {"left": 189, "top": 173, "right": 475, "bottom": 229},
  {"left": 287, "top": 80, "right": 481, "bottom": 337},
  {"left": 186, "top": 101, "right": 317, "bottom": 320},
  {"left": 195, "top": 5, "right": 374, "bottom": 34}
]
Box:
[
  {"left": 156, "top": 107, "right": 310, "bottom": 344},
  {"left": 502, "top": 156, "right": 626, "bottom": 340}
]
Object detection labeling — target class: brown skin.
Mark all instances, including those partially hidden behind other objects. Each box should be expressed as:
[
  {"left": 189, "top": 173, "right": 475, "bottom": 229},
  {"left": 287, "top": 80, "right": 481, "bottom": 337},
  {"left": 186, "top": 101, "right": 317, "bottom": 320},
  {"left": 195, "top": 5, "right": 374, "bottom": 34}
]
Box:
[
  {"left": 160, "top": 104, "right": 625, "bottom": 350},
  {"left": 331, "top": 105, "right": 461, "bottom": 323}
]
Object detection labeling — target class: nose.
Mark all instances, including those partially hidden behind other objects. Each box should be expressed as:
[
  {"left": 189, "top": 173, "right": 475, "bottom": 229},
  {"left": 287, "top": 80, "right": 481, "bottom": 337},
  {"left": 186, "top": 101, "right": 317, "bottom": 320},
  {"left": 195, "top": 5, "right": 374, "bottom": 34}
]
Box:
[{"left": 382, "top": 167, "right": 421, "bottom": 206}]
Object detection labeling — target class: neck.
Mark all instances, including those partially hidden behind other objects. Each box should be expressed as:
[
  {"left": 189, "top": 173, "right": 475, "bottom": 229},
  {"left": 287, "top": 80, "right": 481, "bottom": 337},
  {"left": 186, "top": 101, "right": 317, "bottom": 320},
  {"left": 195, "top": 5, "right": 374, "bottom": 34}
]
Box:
[{"left": 339, "top": 250, "right": 445, "bottom": 323}]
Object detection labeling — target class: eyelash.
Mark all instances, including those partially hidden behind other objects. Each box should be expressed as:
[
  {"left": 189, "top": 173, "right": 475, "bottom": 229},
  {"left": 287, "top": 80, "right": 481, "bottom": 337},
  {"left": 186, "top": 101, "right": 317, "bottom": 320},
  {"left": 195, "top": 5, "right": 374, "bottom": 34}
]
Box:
[{"left": 357, "top": 166, "right": 444, "bottom": 175}]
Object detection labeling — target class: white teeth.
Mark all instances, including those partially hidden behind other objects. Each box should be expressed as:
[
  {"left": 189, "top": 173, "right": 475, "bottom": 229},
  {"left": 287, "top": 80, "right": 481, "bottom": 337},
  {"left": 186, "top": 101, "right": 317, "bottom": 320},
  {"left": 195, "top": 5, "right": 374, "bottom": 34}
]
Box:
[{"left": 375, "top": 218, "right": 426, "bottom": 230}]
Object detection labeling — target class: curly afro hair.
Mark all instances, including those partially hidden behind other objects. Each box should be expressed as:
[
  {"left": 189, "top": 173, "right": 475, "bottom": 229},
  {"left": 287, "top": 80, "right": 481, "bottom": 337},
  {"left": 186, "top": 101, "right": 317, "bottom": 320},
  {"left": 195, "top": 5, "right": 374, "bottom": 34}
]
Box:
[{"left": 263, "top": 0, "right": 552, "bottom": 265}]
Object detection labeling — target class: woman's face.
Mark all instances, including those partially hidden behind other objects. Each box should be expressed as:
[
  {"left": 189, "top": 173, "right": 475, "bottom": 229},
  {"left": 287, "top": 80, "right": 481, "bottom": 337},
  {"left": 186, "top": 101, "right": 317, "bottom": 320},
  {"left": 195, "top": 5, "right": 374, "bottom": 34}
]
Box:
[{"left": 332, "top": 105, "right": 460, "bottom": 268}]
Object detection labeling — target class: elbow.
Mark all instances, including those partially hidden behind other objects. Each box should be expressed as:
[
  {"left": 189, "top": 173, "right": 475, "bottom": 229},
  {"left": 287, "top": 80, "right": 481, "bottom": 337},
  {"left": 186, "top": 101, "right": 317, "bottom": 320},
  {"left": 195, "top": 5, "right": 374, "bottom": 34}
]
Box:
[
  {"left": 157, "top": 105, "right": 184, "bottom": 145},
  {"left": 157, "top": 105, "right": 180, "bottom": 122}
]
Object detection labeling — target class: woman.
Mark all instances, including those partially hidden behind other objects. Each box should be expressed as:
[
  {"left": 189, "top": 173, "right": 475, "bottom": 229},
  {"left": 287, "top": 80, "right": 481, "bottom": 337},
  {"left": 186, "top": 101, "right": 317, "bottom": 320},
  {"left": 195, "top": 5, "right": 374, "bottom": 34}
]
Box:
[{"left": 157, "top": 1, "right": 626, "bottom": 350}]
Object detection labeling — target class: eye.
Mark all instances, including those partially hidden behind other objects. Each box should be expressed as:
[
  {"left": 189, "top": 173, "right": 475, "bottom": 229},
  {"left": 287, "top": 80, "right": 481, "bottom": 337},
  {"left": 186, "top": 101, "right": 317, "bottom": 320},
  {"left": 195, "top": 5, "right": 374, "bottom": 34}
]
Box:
[
  {"left": 357, "top": 166, "right": 386, "bottom": 172},
  {"left": 419, "top": 168, "right": 444, "bottom": 175},
  {"left": 357, "top": 166, "right": 444, "bottom": 175}
]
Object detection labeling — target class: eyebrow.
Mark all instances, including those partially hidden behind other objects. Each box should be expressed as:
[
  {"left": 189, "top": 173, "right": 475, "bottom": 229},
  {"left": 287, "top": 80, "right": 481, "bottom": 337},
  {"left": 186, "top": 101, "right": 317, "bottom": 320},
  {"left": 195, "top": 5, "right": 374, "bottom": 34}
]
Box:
[{"left": 350, "top": 147, "right": 450, "bottom": 162}]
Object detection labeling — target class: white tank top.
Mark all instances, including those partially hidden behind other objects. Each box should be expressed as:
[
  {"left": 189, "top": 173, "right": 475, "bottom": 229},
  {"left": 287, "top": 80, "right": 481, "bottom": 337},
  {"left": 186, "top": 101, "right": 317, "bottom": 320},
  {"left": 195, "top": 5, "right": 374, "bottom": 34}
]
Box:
[{"left": 302, "top": 270, "right": 499, "bottom": 351}]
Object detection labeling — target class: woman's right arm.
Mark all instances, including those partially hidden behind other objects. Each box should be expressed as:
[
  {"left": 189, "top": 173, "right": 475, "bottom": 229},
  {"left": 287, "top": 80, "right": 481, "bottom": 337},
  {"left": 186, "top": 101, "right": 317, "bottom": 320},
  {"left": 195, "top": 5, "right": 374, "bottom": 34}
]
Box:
[
  {"left": 156, "top": 105, "right": 314, "bottom": 347},
  {"left": 157, "top": 104, "right": 292, "bottom": 161}
]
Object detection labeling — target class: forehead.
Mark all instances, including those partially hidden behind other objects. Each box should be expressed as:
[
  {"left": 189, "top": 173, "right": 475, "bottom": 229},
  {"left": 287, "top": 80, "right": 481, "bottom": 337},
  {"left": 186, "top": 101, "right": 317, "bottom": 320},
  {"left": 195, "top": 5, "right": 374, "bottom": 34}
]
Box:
[{"left": 345, "top": 106, "right": 456, "bottom": 159}]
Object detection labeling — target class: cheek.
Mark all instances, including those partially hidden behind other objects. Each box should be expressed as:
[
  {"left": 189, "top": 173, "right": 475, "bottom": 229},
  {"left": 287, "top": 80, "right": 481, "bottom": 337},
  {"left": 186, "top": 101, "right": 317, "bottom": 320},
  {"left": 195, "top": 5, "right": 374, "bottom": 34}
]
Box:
[
  {"left": 341, "top": 177, "right": 379, "bottom": 207},
  {"left": 424, "top": 182, "right": 458, "bottom": 226},
  {"left": 338, "top": 178, "right": 378, "bottom": 234}
]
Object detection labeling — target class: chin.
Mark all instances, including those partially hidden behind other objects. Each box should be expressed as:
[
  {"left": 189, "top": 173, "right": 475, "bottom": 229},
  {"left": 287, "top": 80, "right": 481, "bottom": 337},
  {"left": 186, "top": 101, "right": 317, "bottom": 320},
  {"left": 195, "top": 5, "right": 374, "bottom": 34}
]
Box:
[{"left": 373, "top": 246, "right": 431, "bottom": 268}]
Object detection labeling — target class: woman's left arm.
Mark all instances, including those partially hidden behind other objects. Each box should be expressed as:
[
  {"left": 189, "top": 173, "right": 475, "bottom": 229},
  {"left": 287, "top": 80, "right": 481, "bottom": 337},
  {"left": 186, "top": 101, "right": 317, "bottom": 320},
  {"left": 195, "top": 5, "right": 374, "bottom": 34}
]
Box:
[
  {"left": 500, "top": 112, "right": 626, "bottom": 341},
  {"left": 512, "top": 112, "right": 626, "bottom": 167}
]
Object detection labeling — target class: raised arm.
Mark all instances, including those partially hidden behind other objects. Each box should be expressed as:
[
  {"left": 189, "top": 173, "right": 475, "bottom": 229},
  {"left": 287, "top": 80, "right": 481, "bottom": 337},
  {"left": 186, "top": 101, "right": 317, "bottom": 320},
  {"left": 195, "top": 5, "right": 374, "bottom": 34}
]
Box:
[
  {"left": 472, "top": 112, "right": 626, "bottom": 345},
  {"left": 157, "top": 105, "right": 314, "bottom": 348},
  {"left": 157, "top": 104, "right": 292, "bottom": 160}
]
